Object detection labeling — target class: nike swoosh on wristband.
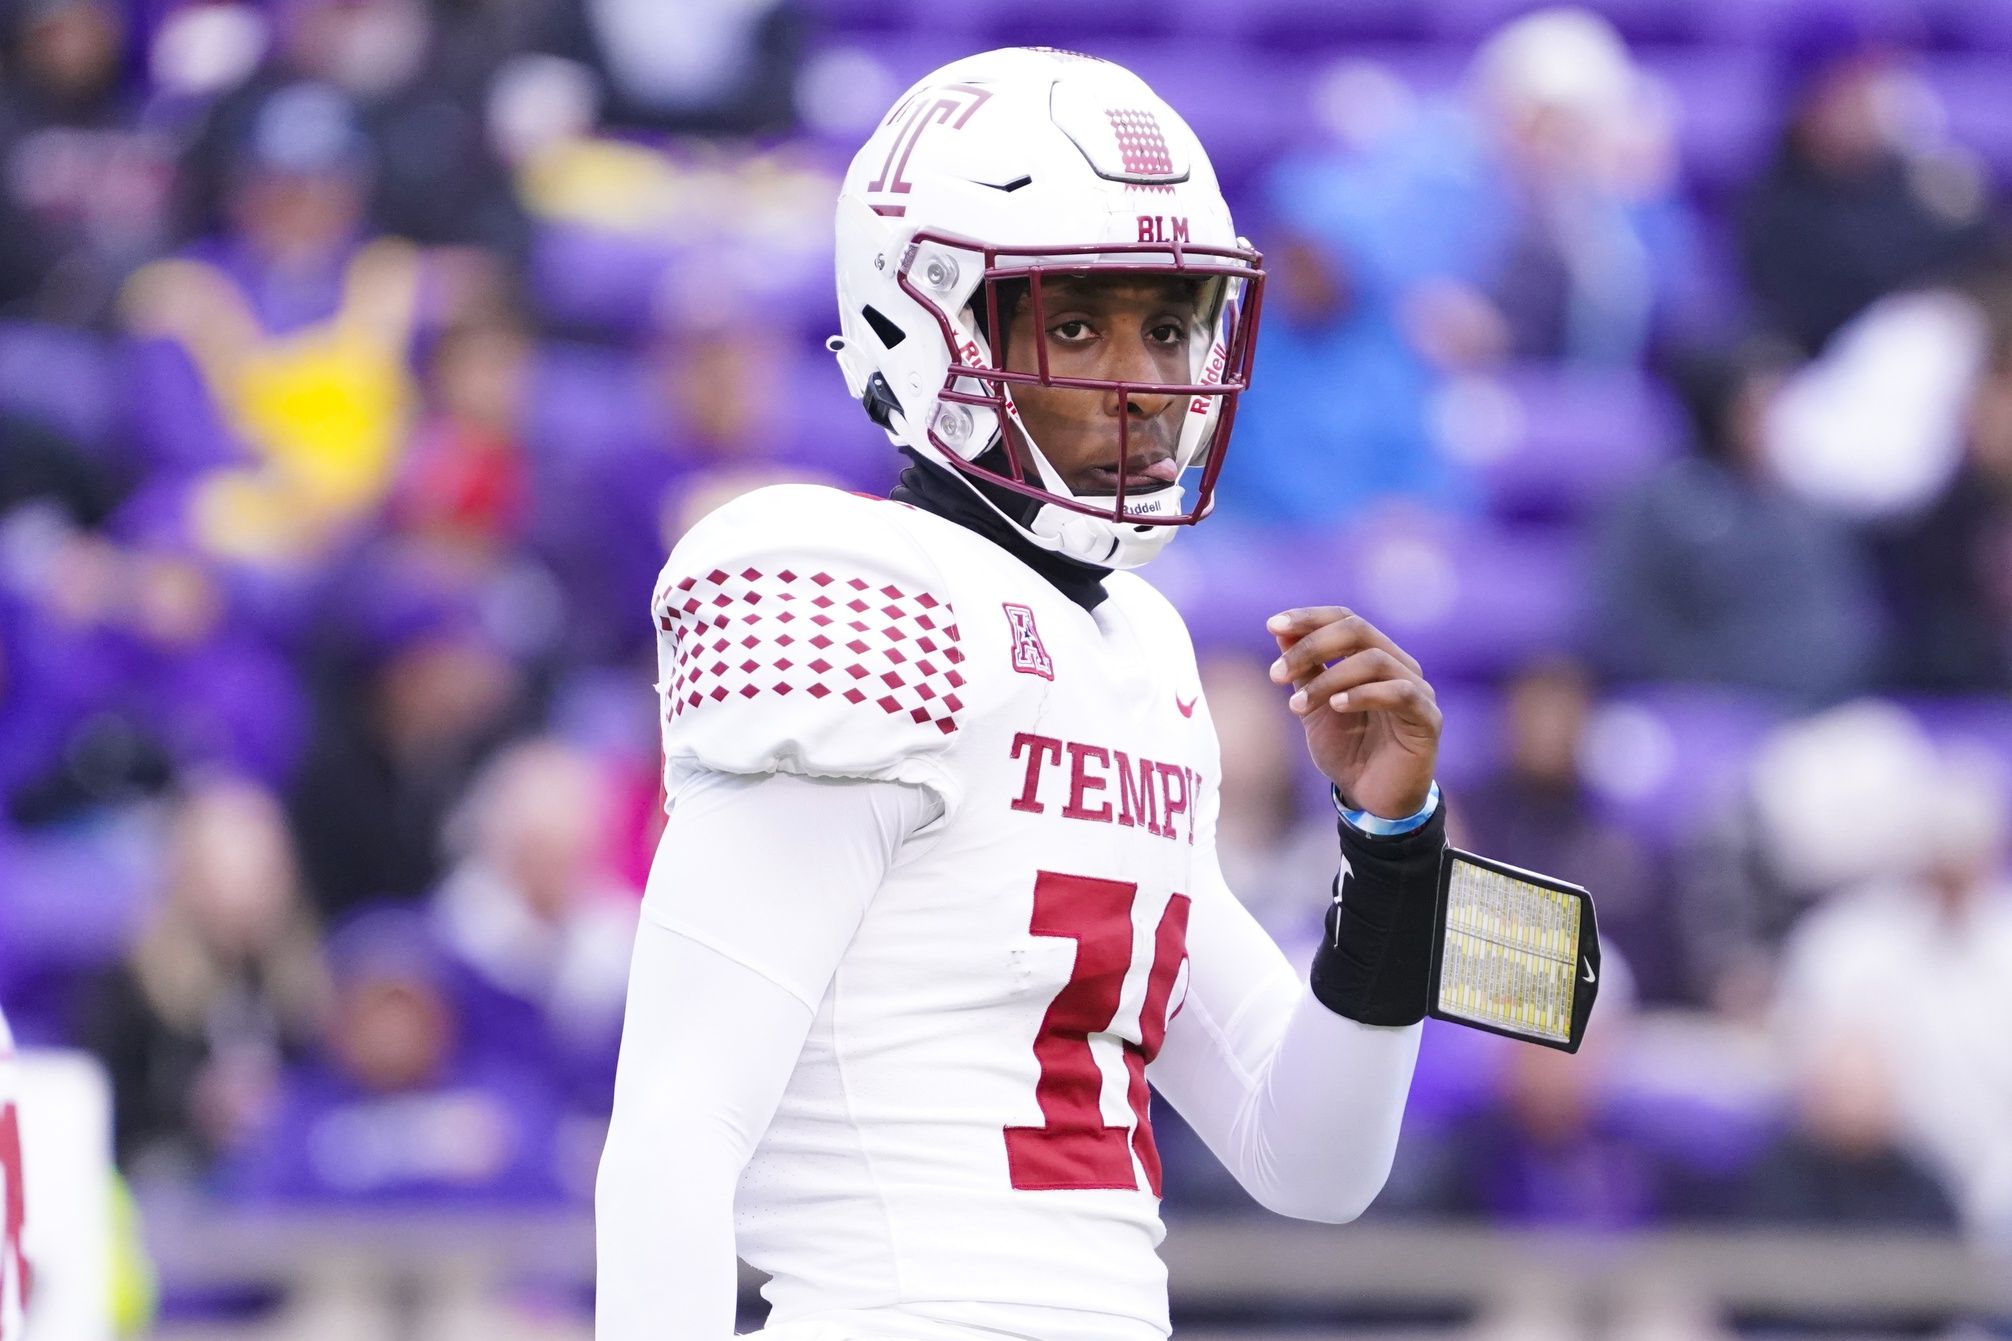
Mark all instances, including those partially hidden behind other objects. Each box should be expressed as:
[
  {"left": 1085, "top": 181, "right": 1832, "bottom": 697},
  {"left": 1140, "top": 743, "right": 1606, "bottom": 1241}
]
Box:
[
  {"left": 1582, "top": 958, "right": 1597, "bottom": 985},
  {"left": 1175, "top": 694, "right": 1197, "bottom": 718}
]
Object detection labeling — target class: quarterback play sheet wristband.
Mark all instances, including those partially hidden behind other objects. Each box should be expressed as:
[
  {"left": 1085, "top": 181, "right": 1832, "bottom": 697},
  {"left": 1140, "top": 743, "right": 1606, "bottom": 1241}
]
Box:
[
  {"left": 1310, "top": 800, "right": 1449, "bottom": 1026},
  {"left": 1427, "top": 849, "right": 1602, "bottom": 1054},
  {"left": 1334, "top": 781, "right": 1440, "bottom": 836}
]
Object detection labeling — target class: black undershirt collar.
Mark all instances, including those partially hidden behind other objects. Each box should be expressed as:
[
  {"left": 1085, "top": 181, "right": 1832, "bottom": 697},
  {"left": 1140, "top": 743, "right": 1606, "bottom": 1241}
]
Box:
[{"left": 889, "top": 451, "right": 1111, "bottom": 612}]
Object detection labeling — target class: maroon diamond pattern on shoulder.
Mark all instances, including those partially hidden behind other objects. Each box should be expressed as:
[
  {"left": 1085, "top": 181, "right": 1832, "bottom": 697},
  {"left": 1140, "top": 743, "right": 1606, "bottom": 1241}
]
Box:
[
  {"left": 659, "top": 566, "right": 964, "bottom": 736},
  {"left": 1106, "top": 107, "right": 1176, "bottom": 193}
]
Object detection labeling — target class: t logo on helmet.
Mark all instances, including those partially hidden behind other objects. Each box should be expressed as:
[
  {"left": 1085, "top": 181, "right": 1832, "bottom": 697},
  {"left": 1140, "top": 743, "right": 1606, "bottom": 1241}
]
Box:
[{"left": 866, "top": 83, "right": 993, "bottom": 214}]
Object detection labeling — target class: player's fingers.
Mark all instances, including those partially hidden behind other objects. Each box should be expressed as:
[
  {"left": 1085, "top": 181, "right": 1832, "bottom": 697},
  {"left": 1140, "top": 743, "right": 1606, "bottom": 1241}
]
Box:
[
  {"left": 1270, "top": 613, "right": 1424, "bottom": 684},
  {"left": 1303, "top": 676, "right": 1444, "bottom": 733},
  {"left": 1287, "top": 652, "right": 1433, "bottom": 714},
  {"left": 1267, "top": 607, "right": 1352, "bottom": 640},
  {"left": 1268, "top": 606, "right": 1349, "bottom": 663}
]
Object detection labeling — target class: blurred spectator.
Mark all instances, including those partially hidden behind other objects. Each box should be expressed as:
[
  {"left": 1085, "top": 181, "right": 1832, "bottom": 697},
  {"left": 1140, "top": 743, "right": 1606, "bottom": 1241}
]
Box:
[
  {"left": 1238, "top": 7, "right": 1697, "bottom": 525},
  {"left": 117, "top": 537, "right": 312, "bottom": 786},
  {"left": 0, "top": 536, "right": 170, "bottom": 826},
  {"left": 0, "top": 0, "right": 175, "bottom": 323},
  {"left": 1452, "top": 657, "right": 1668, "bottom": 998},
  {"left": 558, "top": 0, "right": 800, "bottom": 135},
  {"left": 1867, "top": 309, "right": 2012, "bottom": 693},
  {"left": 122, "top": 81, "right": 422, "bottom": 568},
  {"left": 287, "top": 546, "right": 538, "bottom": 920},
  {"left": 1771, "top": 743, "right": 2012, "bottom": 1239},
  {"left": 76, "top": 776, "right": 329, "bottom": 1182},
  {"left": 1761, "top": 276, "right": 1989, "bottom": 524},
  {"left": 430, "top": 737, "right": 636, "bottom": 1112},
  {"left": 1461, "top": 8, "right": 1697, "bottom": 363},
  {"left": 1737, "top": 6, "right": 1993, "bottom": 357},
  {"left": 173, "top": 0, "right": 530, "bottom": 256},
  {"left": 1678, "top": 700, "right": 1945, "bottom": 1017},
  {"left": 1215, "top": 232, "right": 1474, "bottom": 527},
  {"left": 0, "top": 510, "right": 309, "bottom": 816},
  {"left": 1198, "top": 652, "right": 1336, "bottom": 957},
  {"left": 1735, "top": 1031, "right": 1958, "bottom": 1230},
  {"left": 0, "top": 410, "right": 124, "bottom": 527},
  {"left": 1724, "top": 1032, "right": 1963, "bottom": 1336},
  {"left": 221, "top": 903, "right": 568, "bottom": 1204},
  {"left": 529, "top": 304, "right": 858, "bottom": 665},
  {"left": 1585, "top": 341, "right": 1878, "bottom": 703},
  {"left": 1406, "top": 958, "right": 1719, "bottom": 1226},
  {"left": 386, "top": 312, "right": 535, "bottom": 566}
]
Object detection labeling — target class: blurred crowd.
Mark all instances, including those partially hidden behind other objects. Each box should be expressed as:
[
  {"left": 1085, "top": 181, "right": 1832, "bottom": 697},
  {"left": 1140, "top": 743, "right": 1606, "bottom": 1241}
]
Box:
[{"left": 2, "top": 0, "right": 2012, "bottom": 1330}]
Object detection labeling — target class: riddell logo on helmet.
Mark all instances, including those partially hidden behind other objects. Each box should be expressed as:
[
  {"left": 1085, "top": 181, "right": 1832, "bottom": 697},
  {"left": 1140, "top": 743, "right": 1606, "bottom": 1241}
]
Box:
[
  {"left": 1136, "top": 216, "right": 1190, "bottom": 243},
  {"left": 1189, "top": 341, "right": 1228, "bottom": 414}
]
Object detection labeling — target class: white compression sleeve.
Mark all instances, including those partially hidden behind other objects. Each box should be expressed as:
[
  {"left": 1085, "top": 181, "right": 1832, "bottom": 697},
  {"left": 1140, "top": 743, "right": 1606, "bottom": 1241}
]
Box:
[
  {"left": 594, "top": 771, "right": 936, "bottom": 1341},
  {"left": 1148, "top": 849, "right": 1422, "bottom": 1223}
]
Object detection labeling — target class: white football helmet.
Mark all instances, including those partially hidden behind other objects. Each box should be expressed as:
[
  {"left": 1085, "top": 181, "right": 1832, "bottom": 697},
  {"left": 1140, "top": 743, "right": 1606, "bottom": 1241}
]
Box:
[{"left": 830, "top": 47, "right": 1265, "bottom": 569}]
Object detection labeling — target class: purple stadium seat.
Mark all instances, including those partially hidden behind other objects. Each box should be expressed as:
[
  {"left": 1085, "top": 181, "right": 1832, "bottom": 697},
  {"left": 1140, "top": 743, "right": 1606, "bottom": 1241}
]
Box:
[
  {"left": 1933, "top": 0, "right": 2012, "bottom": 51},
  {"left": 1450, "top": 366, "right": 1684, "bottom": 522},
  {"left": 0, "top": 322, "right": 118, "bottom": 450},
  {"left": 1643, "top": 48, "right": 1774, "bottom": 197},
  {"left": 0, "top": 817, "right": 157, "bottom": 1039},
  {"left": 1334, "top": 516, "right": 1587, "bottom": 680},
  {"left": 797, "top": 0, "right": 922, "bottom": 34},
  {"left": 1429, "top": 0, "right": 1710, "bottom": 45},
  {"left": 1175, "top": 0, "right": 1437, "bottom": 47},
  {"left": 1897, "top": 696, "right": 2012, "bottom": 784},
  {"left": 1921, "top": 55, "right": 2012, "bottom": 182},
  {"left": 1428, "top": 679, "right": 1506, "bottom": 793},
  {"left": 530, "top": 224, "right": 676, "bottom": 339},
  {"left": 961, "top": 0, "right": 1183, "bottom": 48},
  {"left": 1689, "top": 0, "right": 1928, "bottom": 46},
  {"left": 527, "top": 341, "right": 639, "bottom": 461},
  {"left": 1122, "top": 44, "right": 1320, "bottom": 170},
  {"left": 1330, "top": 44, "right": 1472, "bottom": 97},
  {"left": 1580, "top": 684, "right": 1791, "bottom": 847},
  {"left": 1171, "top": 514, "right": 1586, "bottom": 682}
]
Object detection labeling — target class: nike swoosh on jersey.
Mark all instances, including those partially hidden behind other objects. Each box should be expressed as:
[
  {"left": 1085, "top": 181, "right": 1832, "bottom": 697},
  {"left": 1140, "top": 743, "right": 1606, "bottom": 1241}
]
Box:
[{"left": 1175, "top": 694, "right": 1197, "bottom": 718}]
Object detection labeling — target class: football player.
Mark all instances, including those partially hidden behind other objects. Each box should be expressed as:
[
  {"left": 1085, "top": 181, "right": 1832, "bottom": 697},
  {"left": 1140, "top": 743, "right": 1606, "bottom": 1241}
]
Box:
[
  {"left": 1, "top": 1006, "right": 27, "bottom": 1340},
  {"left": 598, "top": 48, "right": 1447, "bottom": 1341}
]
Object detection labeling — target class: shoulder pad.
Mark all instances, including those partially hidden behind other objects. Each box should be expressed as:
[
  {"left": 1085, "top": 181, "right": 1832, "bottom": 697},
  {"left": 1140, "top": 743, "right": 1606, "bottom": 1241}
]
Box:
[{"left": 653, "top": 487, "right": 966, "bottom": 794}]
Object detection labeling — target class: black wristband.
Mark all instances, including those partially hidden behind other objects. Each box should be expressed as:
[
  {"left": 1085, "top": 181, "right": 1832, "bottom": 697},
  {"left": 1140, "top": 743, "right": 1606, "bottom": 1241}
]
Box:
[{"left": 1308, "top": 799, "right": 1449, "bottom": 1026}]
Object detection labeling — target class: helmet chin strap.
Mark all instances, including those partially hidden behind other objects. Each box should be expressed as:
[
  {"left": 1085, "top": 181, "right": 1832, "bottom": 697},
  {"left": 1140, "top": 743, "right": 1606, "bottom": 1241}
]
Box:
[
  {"left": 922, "top": 384, "right": 1191, "bottom": 570},
  {"left": 1027, "top": 488, "right": 1186, "bottom": 568},
  {"left": 1003, "top": 389, "right": 1190, "bottom": 568}
]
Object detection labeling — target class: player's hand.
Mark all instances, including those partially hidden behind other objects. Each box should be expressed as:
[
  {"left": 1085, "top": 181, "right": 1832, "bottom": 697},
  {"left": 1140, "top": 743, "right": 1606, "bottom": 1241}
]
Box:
[{"left": 1267, "top": 607, "right": 1441, "bottom": 820}]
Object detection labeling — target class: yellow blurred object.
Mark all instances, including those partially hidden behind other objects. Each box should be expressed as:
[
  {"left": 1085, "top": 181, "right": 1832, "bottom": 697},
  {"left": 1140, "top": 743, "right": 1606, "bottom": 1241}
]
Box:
[
  {"left": 517, "top": 136, "right": 693, "bottom": 233},
  {"left": 107, "top": 1174, "right": 157, "bottom": 1339},
  {"left": 122, "top": 239, "right": 421, "bottom": 564},
  {"left": 516, "top": 136, "right": 836, "bottom": 243}
]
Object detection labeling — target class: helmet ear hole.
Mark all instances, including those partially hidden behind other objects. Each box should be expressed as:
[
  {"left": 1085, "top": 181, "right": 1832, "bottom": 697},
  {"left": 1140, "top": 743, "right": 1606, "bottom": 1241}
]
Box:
[
  {"left": 861, "top": 306, "right": 906, "bottom": 349},
  {"left": 861, "top": 373, "right": 904, "bottom": 430}
]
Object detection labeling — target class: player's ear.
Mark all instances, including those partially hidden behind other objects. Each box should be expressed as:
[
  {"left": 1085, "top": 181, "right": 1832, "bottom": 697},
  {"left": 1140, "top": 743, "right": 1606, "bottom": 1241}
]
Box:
[
  {"left": 969, "top": 280, "right": 1028, "bottom": 342},
  {"left": 970, "top": 279, "right": 1029, "bottom": 369}
]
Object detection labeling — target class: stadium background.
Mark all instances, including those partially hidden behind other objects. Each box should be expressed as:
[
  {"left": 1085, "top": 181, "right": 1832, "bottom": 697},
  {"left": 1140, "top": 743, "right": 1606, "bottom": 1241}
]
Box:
[{"left": 2, "top": 0, "right": 2011, "bottom": 1336}]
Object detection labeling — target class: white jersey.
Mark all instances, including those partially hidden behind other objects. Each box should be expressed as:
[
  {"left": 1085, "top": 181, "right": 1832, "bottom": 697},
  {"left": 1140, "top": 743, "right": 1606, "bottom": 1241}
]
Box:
[
  {"left": 652, "top": 484, "right": 1211, "bottom": 1330},
  {"left": 0, "top": 1009, "right": 25, "bottom": 1341},
  {"left": 625, "top": 483, "right": 1422, "bottom": 1340}
]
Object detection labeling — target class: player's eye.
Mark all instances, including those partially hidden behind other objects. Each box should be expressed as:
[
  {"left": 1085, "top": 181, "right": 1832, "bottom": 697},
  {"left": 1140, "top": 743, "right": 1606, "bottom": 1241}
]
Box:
[
  {"left": 1149, "top": 322, "right": 1188, "bottom": 347},
  {"left": 1049, "top": 319, "right": 1094, "bottom": 343}
]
